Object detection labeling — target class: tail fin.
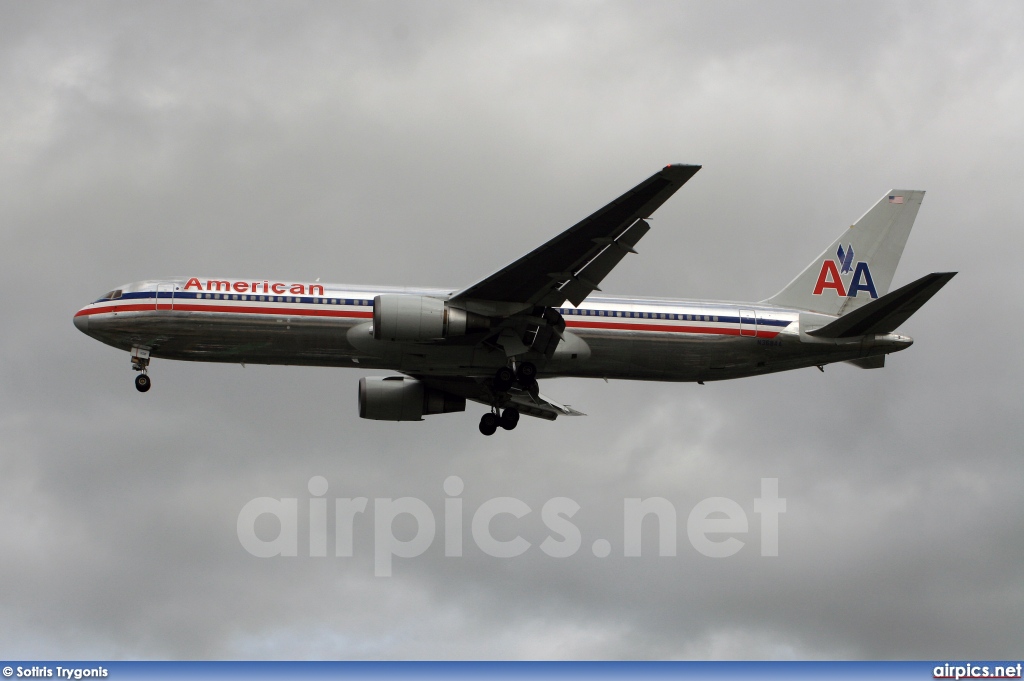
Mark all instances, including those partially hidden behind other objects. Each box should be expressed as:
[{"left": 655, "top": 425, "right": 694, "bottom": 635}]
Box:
[{"left": 765, "top": 190, "right": 925, "bottom": 315}]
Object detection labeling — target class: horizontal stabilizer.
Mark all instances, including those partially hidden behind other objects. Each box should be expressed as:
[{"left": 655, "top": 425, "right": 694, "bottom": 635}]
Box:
[{"left": 809, "top": 272, "right": 956, "bottom": 338}]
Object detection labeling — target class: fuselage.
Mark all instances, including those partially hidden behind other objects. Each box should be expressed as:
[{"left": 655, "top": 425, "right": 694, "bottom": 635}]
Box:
[{"left": 73, "top": 276, "right": 912, "bottom": 383}]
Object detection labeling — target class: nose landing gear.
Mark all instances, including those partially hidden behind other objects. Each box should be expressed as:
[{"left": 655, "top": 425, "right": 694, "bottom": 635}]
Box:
[{"left": 131, "top": 346, "right": 152, "bottom": 393}]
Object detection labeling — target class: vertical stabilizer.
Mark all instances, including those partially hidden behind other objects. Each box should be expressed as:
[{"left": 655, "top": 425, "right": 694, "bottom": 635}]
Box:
[{"left": 765, "top": 190, "right": 925, "bottom": 315}]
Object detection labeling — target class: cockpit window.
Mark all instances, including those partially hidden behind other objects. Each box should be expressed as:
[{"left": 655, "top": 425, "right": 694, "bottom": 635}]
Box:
[{"left": 100, "top": 290, "right": 123, "bottom": 301}]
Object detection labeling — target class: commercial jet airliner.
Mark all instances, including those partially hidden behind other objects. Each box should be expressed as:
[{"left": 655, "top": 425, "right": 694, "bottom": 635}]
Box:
[{"left": 74, "top": 165, "right": 955, "bottom": 435}]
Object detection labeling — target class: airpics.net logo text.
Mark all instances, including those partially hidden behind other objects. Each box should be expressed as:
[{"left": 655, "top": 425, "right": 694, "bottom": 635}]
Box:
[{"left": 237, "top": 477, "right": 786, "bottom": 577}]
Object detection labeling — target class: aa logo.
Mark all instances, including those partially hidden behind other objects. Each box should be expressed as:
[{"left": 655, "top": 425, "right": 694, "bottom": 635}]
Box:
[{"left": 812, "top": 244, "right": 877, "bottom": 298}]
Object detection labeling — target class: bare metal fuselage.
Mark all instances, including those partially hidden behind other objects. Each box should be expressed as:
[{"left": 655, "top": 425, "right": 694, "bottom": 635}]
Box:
[{"left": 73, "top": 278, "right": 911, "bottom": 383}]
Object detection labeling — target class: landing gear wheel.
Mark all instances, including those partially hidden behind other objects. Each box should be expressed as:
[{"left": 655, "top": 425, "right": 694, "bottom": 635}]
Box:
[
  {"left": 135, "top": 374, "right": 151, "bottom": 393},
  {"left": 516, "top": 362, "right": 537, "bottom": 382},
  {"left": 500, "top": 407, "right": 520, "bottom": 430},
  {"left": 493, "top": 366, "right": 515, "bottom": 392},
  {"left": 479, "top": 412, "right": 499, "bottom": 436}
]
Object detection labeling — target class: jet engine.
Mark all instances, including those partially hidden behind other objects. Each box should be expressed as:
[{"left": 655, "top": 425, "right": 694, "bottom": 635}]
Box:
[
  {"left": 373, "top": 295, "right": 489, "bottom": 341},
  {"left": 358, "top": 376, "right": 466, "bottom": 421}
]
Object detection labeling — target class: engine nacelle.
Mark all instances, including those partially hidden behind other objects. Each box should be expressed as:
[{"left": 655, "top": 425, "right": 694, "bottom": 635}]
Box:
[
  {"left": 373, "top": 295, "right": 489, "bottom": 341},
  {"left": 358, "top": 376, "right": 466, "bottom": 421}
]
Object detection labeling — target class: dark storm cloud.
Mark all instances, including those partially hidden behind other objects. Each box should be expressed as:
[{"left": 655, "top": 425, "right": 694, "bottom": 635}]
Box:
[{"left": 1, "top": 0, "right": 1021, "bottom": 659}]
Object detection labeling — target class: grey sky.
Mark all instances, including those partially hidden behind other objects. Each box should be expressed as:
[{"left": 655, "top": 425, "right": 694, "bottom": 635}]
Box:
[{"left": 1, "top": 0, "right": 1021, "bottom": 659}]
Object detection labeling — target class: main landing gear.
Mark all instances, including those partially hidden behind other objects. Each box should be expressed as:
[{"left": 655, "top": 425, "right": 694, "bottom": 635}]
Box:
[
  {"left": 479, "top": 407, "right": 520, "bottom": 436},
  {"left": 492, "top": 362, "right": 538, "bottom": 394},
  {"left": 131, "top": 346, "right": 151, "bottom": 393},
  {"left": 479, "top": 361, "right": 536, "bottom": 435}
]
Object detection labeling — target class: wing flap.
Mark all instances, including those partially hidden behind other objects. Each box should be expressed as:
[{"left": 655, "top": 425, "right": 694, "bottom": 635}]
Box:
[
  {"left": 557, "top": 219, "right": 651, "bottom": 307},
  {"left": 505, "top": 389, "right": 586, "bottom": 419},
  {"left": 411, "top": 374, "right": 584, "bottom": 421}
]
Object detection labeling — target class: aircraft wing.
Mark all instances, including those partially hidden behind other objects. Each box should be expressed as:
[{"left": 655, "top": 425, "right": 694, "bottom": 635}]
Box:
[
  {"left": 451, "top": 164, "right": 701, "bottom": 309},
  {"left": 411, "top": 375, "right": 585, "bottom": 421}
]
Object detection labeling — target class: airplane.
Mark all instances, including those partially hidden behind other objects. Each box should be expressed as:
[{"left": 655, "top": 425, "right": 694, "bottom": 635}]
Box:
[{"left": 73, "top": 165, "right": 955, "bottom": 435}]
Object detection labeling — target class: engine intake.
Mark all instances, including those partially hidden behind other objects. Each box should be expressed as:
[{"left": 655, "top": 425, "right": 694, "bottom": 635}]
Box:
[
  {"left": 373, "top": 295, "right": 489, "bottom": 341},
  {"left": 358, "top": 376, "right": 466, "bottom": 421}
]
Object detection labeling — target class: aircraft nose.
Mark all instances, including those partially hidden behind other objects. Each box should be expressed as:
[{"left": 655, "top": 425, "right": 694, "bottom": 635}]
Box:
[{"left": 73, "top": 311, "right": 90, "bottom": 333}]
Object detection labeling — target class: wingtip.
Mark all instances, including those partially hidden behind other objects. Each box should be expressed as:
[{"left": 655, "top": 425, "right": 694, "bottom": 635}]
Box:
[{"left": 661, "top": 164, "right": 702, "bottom": 182}]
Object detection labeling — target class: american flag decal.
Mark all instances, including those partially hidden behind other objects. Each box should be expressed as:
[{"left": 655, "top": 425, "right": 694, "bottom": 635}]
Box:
[{"left": 889, "top": 195, "right": 904, "bottom": 204}]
